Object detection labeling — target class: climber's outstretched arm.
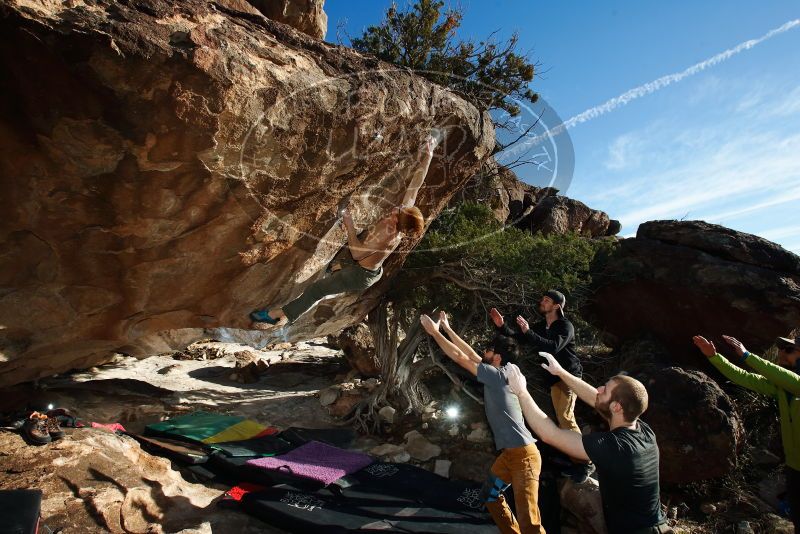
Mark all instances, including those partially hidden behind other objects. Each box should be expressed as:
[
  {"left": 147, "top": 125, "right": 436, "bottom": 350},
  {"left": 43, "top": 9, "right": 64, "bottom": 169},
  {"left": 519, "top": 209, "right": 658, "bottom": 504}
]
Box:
[
  {"left": 341, "top": 209, "right": 371, "bottom": 259},
  {"left": 401, "top": 135, "right": 438, "bottom": 208}
]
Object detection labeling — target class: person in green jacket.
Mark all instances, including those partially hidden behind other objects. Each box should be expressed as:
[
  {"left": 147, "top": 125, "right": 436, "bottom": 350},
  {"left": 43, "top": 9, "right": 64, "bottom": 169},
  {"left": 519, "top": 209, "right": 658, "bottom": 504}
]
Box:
[{"left": 693, "top": 333, "right": 800, "bottom": 530}]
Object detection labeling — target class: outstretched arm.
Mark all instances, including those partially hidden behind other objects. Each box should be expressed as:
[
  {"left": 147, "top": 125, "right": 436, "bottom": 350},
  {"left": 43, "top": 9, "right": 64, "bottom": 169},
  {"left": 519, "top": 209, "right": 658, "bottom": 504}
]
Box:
[
  {"left": 438, "top": 311, "right": 482, "bottom": 364},
  {"left": 420, "top": 314, "right": 479, "bottom": 376},
  {"left": 692, "top": 336, "right": 777, "bottom": 396},
  {"left": 540, "top": 352, "right": 598, "bottom": 408},
  {"left": 341, "top": 209, "right": 372, "bottom": 260},
  {"left": 401, "top": 136, "right": 437, "bottom": 207},
  {"left": 506, "top": 364, "right": 590, "bottom": 461},
  {"left": 516, "top": 316, "right": 574, "bottom": 354},
  {"left": 489, "top": 308, "right": 527, "bottom": 342},
  {"left": 722, "top": 335, "right": 800, "bottom": 395}
]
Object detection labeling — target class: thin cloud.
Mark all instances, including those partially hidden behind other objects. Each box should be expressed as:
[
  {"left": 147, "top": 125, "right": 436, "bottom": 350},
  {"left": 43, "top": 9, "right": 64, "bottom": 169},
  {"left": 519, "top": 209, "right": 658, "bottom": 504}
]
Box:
[
  {"left": 588, "top": 120, "right": 800, "bottom": 230},
  {"left": 506, "top": 18, "right": 800, "bottom": 156},
  {"left": 760, "top": 225, "right": 800, "bottom": 241}
]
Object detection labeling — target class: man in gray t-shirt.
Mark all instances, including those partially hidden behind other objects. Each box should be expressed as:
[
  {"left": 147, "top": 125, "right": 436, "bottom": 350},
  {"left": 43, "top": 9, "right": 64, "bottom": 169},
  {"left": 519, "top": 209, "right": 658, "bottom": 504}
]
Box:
[{"left": 421, "top": 311, "right": 545, "bottom": 534}]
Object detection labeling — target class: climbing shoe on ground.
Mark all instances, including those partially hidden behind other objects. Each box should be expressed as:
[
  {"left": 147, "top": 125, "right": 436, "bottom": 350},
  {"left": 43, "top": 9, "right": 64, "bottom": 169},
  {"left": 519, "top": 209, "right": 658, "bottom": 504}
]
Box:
[
  {"left": 22, "top": 412, "right": 51, "bottom": 445},
  {"left": 249, "top": 309, "right": 279, "bottom": 324},
  {"left": 45, "top": 416, "right": 65, "bottom": 440}
]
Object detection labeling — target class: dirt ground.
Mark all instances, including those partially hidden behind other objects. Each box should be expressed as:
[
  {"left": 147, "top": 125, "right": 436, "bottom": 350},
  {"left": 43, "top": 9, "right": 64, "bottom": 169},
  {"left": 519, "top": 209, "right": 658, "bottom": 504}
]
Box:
[
  {"left": 0, "top": 339, "right": 794, "bottom": 533},
  {"left": 0, "top": 340, "right": 349, "bottom": 533}
]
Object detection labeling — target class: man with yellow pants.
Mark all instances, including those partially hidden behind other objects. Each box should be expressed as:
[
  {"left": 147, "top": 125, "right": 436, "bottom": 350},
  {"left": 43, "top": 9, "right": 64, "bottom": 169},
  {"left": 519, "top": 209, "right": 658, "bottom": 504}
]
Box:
[
  {"left": 490, "top": 290, "right": 591, "bottom": 483},
  {"left": 420, "top": 311, "right": 545, "bottom": 534}
]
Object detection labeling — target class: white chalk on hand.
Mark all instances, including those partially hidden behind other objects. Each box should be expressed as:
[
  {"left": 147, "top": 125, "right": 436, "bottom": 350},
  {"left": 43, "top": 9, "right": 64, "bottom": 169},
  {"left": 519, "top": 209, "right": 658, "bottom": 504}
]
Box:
[{"left": 430, "top": 128, "right": 445, "bottom": 145}]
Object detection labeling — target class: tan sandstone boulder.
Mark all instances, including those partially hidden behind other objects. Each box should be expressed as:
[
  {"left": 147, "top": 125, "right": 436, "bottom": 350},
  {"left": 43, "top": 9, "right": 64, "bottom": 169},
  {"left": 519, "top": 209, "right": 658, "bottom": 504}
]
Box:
[{"left": 0, "top": 0, "right": 494, "bottom": 387}]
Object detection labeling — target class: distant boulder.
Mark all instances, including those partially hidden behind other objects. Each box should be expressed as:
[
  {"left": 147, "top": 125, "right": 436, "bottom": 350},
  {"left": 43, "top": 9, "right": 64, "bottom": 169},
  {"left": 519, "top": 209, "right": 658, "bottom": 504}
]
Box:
[
  {"left": 453, "top": 159, "right": 619, "bottom": 237},
  {"left": 642, "top": 366, "right": 743, "bottom": 484},
  {"left": 586, "top": 220, "right": 800, "bottom": 365}
]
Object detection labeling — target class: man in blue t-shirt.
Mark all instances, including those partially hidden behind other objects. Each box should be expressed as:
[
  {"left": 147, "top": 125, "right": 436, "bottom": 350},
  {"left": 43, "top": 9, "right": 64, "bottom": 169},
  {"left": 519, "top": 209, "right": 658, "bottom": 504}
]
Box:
[
  {"left": 504, "top": 354, "right": 671, "bottom": 534},
  {"left": 420, "top": 311, "right": 545, "bottom": 534}
]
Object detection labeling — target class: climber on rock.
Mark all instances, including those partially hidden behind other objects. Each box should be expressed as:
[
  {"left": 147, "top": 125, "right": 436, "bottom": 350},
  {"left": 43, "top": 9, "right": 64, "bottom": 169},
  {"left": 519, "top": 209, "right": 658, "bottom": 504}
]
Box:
[{"left": 249, "top": 132, "right": 440, "bottom": 327}]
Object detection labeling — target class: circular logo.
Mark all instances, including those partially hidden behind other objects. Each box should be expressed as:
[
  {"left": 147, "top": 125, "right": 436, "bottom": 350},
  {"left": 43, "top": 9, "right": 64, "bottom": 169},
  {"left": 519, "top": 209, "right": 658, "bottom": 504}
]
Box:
[{"left": 233, "top": 69, "right": 574, "bottom": 256}]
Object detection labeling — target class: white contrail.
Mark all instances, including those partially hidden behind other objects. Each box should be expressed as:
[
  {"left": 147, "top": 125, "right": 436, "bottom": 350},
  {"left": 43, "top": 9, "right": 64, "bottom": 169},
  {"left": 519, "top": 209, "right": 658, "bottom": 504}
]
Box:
[{"left": 513, "top": 18, "right": 800, "bottom": 151}]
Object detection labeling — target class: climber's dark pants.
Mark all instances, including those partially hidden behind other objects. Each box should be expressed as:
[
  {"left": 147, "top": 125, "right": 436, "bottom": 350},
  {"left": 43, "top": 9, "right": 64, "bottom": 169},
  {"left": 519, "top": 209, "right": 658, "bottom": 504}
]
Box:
[{"left": 283, "top": 264, "right": 383, "bottom": 323}]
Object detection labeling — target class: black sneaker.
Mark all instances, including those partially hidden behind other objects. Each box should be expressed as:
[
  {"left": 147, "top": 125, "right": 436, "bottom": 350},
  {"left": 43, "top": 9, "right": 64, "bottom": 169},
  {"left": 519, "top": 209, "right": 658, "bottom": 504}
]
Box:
[
  {"left": 22, "top": 412, "right": 52, "bottom": 446},
  {"left": 562, "top": 463, "right": 596, "bottom": 484},
  {"left": 45, "top": 416, "right": 65, "bottom": 440}
]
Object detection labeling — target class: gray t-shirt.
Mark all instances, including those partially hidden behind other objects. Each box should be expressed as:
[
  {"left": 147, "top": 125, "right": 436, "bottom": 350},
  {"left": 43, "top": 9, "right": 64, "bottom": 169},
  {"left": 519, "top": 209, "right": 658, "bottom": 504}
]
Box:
[{"left": 477, "top": 363, "right": 536, "bottom": 450}]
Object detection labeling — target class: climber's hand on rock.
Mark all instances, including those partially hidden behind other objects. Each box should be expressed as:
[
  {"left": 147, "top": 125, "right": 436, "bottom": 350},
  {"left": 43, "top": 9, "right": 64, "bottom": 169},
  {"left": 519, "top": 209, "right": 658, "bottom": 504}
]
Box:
[
  {"left": 722, "top": 335, "right": 747, "bottom": 358},
  {"left": 489, "top": 308, "right": 504, "bottom": 328},
  {"left": 692, "top": 335, "right": 716, "bottom": 358},
  {"left": 418, "top": 136, "right": 436, "bottom": 160},
  {"left": 341, "top": 209, "right": 354, "bottom": 227}
]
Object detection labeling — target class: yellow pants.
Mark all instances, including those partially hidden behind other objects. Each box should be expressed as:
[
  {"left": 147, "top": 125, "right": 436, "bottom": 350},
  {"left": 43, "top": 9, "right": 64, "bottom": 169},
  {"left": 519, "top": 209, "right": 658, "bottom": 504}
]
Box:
[
  {"left": 550, "top": 381, "right": 580, "bottom": 433},
  {"left": 551, "top": 381, "right": 586, "bottom": 465},
  {"left": 485, "top": 443, "right": 546, "bottom": 534}
]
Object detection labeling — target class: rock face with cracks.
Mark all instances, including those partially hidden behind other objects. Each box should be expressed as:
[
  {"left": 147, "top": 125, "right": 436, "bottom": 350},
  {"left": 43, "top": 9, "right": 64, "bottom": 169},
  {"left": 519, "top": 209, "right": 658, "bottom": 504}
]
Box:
[
  {"left": 247, "top": 0, "right": 328, "bottom": 40},
  {"left": 0, "top": 0, "right": 494, "bottom": 387}
]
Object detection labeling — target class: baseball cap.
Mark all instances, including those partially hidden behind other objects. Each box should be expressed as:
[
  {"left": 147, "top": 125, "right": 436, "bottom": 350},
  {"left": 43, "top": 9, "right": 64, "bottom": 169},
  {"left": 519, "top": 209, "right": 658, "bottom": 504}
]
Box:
[
  {"left": 777, "top": 336, "right": 800, "bottom": 351},
  {"left": 543, "top": 289, "right": 566, "bottom": 316}
]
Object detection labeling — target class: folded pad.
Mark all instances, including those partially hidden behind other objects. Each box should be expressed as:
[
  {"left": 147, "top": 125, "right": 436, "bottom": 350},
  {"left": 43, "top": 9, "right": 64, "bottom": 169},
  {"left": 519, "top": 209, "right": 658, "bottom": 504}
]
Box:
[
  {"left": 0, "top": 489, "right": 42, "bottom": 534},
  {"left": 246, "top": 441, "right": 373, "bottom": 486},
  {"left": 347, "top": 462, "right": 487, "bottom": 517},
  {"left": 208, "top": 435, "right": 295, "bottom": 457},
  {"left": 125, "top": 433, "right": 210, "bottom": 464},
  {"left": 145, "top": 411, "right": 276, "bottom": 444},
  {"left": 278, "top": 427, "right": 356, "bottom": 448},
  {"left": 241, "top": 484, "right": 494, "bottom": 533}
]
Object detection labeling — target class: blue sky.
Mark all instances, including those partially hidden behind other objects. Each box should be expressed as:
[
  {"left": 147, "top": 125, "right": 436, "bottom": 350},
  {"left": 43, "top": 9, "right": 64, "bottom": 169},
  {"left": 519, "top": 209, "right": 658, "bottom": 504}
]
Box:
[{"left": 325, "top": 1, "right": 800, "bottom": 253}]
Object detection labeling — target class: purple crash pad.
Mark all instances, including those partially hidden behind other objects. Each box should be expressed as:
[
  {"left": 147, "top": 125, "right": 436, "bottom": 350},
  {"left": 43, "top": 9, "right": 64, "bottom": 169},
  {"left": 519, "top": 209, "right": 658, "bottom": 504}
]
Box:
[{"left": 246, "top": 440, "right": 373, "bottom": 485}]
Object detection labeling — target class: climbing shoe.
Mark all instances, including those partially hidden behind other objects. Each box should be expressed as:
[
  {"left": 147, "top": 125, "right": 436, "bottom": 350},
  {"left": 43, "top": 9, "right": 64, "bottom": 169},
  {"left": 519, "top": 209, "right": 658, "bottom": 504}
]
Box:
[
  {"left": 45, "top": 416, "right": 65, "bottom": 440},
  {"left": 249, "top": 309, "right": 279, "bottom": 324},
  {"left": 22, "top": 412, "right": 51, "bottom": 445}
]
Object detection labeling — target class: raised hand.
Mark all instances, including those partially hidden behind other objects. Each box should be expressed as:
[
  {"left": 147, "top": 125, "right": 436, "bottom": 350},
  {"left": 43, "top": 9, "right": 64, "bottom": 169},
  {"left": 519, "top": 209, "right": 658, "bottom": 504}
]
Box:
[
  {"left": 692, "top": 335, "right": 717, "bottom": 358},
  {"left": 489, "top": 308, "right": 504, "bottom": 328},
  {"left": 539, "top": 352, "right": 563, "bottom": 376},
  {"left": 722, "top": 335, "right": 747, "bottom": 359},
  {"left": 505, "top": 363, "right": 528, "bottom": 396},
  {"left": 341, "top": 208, "right": 354, "bottom": 226},
  {"left": 417, "top": 135, "right": 437, "bottom": 161},
  {"left": 438, "top": 310, "right": 450, "bottom": 331},
  {"left": 420, "top": 314, "right": 440, "bottom": 335},
  {"left": 516, "top": 316, "right": 530, "bottom": 334}
]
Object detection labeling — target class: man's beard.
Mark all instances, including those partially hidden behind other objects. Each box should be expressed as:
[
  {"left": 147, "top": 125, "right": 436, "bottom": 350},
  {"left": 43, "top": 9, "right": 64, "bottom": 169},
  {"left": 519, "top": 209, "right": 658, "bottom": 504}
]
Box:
[{"left": 595, "top": 398, "right": 612, "bottom": 421}]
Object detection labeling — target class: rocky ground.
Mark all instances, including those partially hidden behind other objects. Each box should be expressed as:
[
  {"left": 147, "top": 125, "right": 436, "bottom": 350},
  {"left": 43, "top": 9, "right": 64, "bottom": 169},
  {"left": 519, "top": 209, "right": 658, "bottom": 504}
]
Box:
[
  {"left": 0, "top": 339, "right": 346, "bottom": 533},
  {"left": 0, "top": 339, "right": 496, "bottom": 533},
  {"left": 0, "top": 339, "right": 794, "bottom": 533}
]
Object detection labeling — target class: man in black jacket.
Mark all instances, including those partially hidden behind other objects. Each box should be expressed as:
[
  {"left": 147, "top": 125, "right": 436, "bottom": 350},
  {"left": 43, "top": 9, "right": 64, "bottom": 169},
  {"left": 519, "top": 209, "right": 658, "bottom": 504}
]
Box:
[{"left": 490, "top": 289, "right": 590, "bottom": 482}]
